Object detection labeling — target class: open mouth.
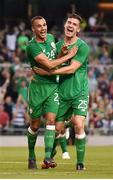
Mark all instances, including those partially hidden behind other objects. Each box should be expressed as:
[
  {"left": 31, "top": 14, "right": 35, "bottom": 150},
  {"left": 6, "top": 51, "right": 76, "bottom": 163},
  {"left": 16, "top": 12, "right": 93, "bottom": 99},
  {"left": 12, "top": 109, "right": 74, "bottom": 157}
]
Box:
[
  {"left": 67, "top": 28, "right": 73, "bottom": 33},
  {"left": 41, "top": 31, "right": 46, "bottom": 36}
]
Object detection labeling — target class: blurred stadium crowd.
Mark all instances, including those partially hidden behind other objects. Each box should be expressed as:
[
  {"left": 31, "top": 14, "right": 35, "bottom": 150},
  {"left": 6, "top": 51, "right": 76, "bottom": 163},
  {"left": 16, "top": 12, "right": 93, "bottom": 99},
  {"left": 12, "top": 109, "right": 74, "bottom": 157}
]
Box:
[{"left": 0, "top": 13, "right": 113, "bottom": 137}]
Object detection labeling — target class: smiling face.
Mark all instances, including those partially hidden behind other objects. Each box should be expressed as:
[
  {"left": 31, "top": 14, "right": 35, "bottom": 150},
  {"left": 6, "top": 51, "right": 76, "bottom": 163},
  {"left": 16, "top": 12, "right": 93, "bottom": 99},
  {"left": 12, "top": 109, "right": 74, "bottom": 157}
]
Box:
[
  {"left": 64, "top": 17, "right": 80, "bottom": 38},
  {"left": 32, "top": 17, "right": 47, "bottom": 41}
]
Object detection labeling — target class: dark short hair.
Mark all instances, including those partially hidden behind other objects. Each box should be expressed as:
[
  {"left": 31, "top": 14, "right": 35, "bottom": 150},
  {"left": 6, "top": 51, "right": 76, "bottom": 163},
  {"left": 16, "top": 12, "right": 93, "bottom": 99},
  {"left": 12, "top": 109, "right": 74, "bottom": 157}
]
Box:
[
  {"left": 31, "top": 16, "right": 45, "bottom": 27},
  {"left": 68, "top": 13, "right": 83, "bottom": 24}
]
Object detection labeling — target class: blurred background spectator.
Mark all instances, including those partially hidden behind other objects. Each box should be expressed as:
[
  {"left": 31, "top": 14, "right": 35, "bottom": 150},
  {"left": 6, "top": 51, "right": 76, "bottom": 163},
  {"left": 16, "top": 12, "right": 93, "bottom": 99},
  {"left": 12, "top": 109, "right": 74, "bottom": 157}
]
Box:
[{"left": 0, "top": 103, "right": 9, "bottom": 132}]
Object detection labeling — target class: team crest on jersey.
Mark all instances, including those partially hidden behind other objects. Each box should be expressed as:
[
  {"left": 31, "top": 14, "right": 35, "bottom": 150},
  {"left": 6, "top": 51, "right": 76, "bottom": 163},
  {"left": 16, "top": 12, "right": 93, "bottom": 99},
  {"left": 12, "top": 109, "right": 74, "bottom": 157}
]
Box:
[
  {"left": 29, "top": 108, "right": 33, "bottom": 114},
  {"left": 51, "top": 42, "right": 56, "bottom": 49},
  {"left": 43, "top": 49, "right": 46, "bottom": 53}
]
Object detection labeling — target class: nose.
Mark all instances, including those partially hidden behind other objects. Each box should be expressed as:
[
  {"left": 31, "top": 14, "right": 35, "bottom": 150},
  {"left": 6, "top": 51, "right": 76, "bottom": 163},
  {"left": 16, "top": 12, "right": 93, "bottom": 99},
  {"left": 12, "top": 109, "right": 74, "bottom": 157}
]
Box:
[
  {"left": 41, "top": 26, "right": 45, "bottom": 30},
  {"left": 69, "top": 23, "right": 73, "bottom": 28}
]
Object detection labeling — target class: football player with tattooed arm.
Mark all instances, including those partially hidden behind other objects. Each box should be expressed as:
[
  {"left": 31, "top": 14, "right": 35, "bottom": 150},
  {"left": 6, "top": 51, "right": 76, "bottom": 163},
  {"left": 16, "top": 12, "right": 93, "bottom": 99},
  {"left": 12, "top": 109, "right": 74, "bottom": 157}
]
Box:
[
  {"left": 26, "top": 16, "right": 77, "bottom": 169},
  {"left": 34, "top": 13, "right": 90, "bottom": 171}
]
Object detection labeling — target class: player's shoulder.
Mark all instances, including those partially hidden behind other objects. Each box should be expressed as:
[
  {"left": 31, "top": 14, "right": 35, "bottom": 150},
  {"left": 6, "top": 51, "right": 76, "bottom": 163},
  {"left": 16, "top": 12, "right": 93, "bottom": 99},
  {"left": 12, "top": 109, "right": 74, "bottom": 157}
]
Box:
[
  {"left": 27, "top": 37, "right": 36, "bottom": 47},
  {"left": 56, "top": 39, "right": 64, "bottom": 47},
  {"left": 47, "top": 33, "right": 56, "bottom": 49},
  {"left": 47, "top": 33, "right": 55, "bottom": 40},
  {"left": 26, "top": 38, "right": 39, "bottom": 53},
  {"left": 78, "top": 38, "right": 88, "bottom": 47},
  {"left": 78, "top": 38, "right": 90, "bottom": 51}
]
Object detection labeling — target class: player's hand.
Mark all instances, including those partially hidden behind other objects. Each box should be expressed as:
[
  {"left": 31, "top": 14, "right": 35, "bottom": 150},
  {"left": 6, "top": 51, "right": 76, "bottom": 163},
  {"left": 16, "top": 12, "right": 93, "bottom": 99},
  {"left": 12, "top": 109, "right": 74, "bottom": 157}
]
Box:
[
  {"left": 33, "top": 67, "right": 50, "bottom": 76},
  {"left": 68, "top": 46, "right": 78, "bottom": 58}
]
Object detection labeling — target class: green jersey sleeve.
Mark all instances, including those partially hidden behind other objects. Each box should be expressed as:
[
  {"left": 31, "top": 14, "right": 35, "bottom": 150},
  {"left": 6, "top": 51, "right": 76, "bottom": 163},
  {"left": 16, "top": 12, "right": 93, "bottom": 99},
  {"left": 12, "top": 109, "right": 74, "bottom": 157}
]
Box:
[
  {"left": 72, "top": 42, "right": 90, "bottom": 64},
  {"left": 29, "top": 43, "right": 42, "bottom": 59}
]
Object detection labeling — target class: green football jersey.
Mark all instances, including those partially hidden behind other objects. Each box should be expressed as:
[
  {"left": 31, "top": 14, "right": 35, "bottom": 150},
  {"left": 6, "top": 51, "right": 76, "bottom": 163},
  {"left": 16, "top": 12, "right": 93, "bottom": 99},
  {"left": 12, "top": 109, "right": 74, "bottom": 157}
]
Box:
[
  {"left": 56, "top": 38, "right": 90, "bottom": 100},
  {"left": 26, "top": 33, "right": 57, "bottom": 84}
]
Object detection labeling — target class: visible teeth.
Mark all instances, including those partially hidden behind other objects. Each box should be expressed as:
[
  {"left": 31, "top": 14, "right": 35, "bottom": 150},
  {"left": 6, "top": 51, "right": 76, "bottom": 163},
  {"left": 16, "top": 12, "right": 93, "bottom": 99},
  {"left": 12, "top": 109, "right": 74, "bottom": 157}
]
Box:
[{"left": 67, "top": 29, "right": 73, "bottom": 32}]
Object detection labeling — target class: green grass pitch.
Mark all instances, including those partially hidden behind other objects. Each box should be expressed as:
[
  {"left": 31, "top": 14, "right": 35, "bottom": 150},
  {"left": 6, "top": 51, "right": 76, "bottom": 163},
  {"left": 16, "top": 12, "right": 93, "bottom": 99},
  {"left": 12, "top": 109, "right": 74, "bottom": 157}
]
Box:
[{"left": 0, "top": 146, "right": 113, "bottom": 179}]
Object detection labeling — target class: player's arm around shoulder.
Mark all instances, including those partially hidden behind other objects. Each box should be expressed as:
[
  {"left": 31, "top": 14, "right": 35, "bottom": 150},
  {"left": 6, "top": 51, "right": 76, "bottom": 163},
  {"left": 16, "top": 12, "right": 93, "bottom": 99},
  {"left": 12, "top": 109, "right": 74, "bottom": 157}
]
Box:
[
  {"left": 33, "top": 66, "right": 51, "bottom": 76},
  {"left": 50, "top": 60, "right": 81, "bottom": 75},
  {"left": 50, "top": 42, "right": 90, "bottom": 75},
  {"left": 34, "top": 45, "right": 78, "bottom": 70}
]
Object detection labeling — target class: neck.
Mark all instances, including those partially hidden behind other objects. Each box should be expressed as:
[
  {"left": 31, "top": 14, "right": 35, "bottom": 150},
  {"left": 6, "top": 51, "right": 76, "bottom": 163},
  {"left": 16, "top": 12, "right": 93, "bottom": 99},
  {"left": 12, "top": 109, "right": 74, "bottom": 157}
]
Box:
[
  {"left": 64, "top": 36, "right": 78, "bottom": 46},
  {"left": 35, "top": 36, "right": 46, "bottom": 43}
]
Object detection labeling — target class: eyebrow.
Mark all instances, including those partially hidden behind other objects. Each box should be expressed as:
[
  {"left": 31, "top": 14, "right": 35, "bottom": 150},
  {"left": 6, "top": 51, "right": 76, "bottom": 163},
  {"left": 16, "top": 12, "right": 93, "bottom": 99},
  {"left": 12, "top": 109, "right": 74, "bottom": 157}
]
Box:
[{"left": 67, "top": 20, "right": 77, "bottom": 26}]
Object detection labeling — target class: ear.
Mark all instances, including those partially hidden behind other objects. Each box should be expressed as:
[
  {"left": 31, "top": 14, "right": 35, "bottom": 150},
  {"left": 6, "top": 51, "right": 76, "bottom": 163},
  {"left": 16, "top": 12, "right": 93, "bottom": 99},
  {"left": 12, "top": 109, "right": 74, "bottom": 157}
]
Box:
[
  {"left": 64, "top": 21, "right": 67, "bottom": 28},
  {"left": 32, "top": 27, "right": 35, "bottom": 33},
  {"left": 77, "top": 27, "right": 80, "bottom": 33}
]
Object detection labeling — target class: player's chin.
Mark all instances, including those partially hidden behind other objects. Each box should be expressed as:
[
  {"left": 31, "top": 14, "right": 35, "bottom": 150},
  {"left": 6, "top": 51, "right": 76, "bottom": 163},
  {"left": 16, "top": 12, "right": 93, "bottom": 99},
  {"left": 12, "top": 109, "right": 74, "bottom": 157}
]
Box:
[
  {"left": 65, "top": 33, "right": 73, "bottom": 38},
  {"left": 40, "top": 34, "right": 47, "bottom": 40},
  {"left": 65, "top": 31, "right": 73, "bottom": 38}
]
